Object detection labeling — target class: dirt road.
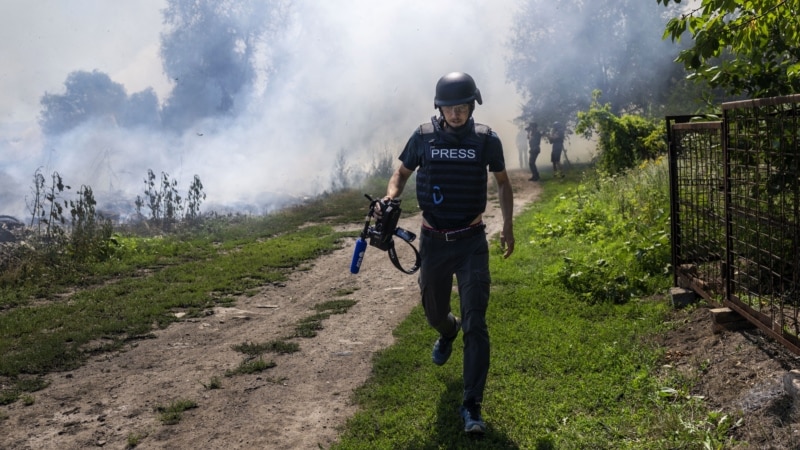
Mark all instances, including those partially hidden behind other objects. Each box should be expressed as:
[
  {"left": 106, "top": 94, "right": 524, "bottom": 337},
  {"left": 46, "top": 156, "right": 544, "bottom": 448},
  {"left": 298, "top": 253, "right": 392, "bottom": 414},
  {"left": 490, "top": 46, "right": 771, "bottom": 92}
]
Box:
[
  {"left": 4, "top": 166, "right": 798, "bottom": 448},
  {"left": 0, "top": 169, "right": 540, "bottom": 449}
]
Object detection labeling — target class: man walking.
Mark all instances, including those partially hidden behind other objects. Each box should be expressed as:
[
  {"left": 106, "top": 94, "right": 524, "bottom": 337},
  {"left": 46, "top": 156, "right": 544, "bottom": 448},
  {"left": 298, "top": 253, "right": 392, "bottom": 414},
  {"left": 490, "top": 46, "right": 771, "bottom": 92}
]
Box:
[{"left": 379, "top": 72, "right": 514, "bottom": 435}]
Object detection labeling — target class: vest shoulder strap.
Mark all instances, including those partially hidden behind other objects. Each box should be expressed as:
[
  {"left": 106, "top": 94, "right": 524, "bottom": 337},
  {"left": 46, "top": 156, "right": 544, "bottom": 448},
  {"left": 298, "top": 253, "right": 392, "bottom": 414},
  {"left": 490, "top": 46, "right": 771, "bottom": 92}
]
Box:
[{"left": 417, "top": 119, "right": 492, "bottom": 138}]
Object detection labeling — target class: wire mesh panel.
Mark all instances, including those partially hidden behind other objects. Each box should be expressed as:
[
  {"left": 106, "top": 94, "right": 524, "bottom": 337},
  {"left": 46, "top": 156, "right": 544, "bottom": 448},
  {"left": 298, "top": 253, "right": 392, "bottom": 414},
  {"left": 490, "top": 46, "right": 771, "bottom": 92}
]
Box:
[
  {"left": 668, "top": 119, "right": 725, "bottom": 300},
  {"left": 723, "top": 95, "right": 800, "bottom": 349}
]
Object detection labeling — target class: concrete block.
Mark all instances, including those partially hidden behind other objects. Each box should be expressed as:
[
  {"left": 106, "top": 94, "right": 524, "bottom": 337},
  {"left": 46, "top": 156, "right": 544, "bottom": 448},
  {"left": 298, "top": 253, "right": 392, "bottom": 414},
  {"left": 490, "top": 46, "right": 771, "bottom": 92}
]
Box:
[
  {"left": 670, "top": 286, "right": 697, "bottom": 309},
  {"left": 710, "top": 307, "right": 756, "bottom": 334},
  {"left": 784, "top": 370, "right": 800, "bottom": 402}
]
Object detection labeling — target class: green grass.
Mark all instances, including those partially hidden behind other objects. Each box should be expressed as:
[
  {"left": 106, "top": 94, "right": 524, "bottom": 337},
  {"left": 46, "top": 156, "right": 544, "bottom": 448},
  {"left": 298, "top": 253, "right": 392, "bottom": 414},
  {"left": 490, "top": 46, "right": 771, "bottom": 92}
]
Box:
[
  {"left": 0, "top": 164, "right": 732, "bottom": 448},
  {"left": 156, "top": 398, "right": 198, "bottom": 425},
  {"left": 333, "top": 162, "right": 730, "bottom": 449},
  {"left": 0, "top": 182, "right": 397, "bottom": 397},
  {"left": 225, "top": 358, "right": 277, "bottom": 377}
]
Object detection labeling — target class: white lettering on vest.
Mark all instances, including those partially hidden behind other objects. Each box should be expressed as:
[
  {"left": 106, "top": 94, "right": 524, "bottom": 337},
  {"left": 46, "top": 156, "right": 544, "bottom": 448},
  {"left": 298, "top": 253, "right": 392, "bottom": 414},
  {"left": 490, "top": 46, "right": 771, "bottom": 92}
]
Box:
[{"left": 429, "top": 148, "right": 477, "bottom": 160}]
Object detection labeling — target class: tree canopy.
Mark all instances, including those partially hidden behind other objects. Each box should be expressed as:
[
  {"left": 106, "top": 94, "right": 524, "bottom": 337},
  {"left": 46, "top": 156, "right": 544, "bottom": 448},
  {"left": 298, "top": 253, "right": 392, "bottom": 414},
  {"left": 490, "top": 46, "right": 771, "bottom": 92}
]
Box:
[
  {"left": 159, "top": 0, "right": 289, "bottom": 131},
  {"left": 659, "top": 0, "right": 800, "bottom": 97},
  {"left": 507, "top": 0, "right": 682, "bottom": 128},
  {"left": 38, "top": 0, "right": 291, "bottom": 136},
  {"left": 39, "top": 70, "right": 158, "bottom": 135}
]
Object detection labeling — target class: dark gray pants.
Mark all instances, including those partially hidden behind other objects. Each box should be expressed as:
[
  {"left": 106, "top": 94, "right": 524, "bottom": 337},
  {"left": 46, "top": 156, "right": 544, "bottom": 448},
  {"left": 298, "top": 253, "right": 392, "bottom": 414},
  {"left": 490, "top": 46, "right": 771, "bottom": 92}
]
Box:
[
  {"left": 529, "top": 149, "right": 541, "bottom": 180},
  {"left": 418, "top": 231, "right": 491, "bottom": 405}
]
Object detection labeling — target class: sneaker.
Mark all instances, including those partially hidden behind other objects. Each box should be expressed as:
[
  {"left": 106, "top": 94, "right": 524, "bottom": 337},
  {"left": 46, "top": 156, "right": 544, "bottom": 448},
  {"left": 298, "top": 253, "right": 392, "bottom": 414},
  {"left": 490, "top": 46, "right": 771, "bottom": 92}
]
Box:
[
  {"left": 431, "top": 318, "right": 460, "bottom": 366},
  {"left": 459, "top": 404, "right": 486, "bottom": 434}
]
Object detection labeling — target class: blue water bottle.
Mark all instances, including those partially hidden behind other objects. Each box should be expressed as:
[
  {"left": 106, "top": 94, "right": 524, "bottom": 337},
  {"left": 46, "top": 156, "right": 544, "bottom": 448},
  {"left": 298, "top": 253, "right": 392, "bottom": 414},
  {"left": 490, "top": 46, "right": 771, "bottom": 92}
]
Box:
[{"left": 350, "top": 238, "right": 368, "bottom": 274}]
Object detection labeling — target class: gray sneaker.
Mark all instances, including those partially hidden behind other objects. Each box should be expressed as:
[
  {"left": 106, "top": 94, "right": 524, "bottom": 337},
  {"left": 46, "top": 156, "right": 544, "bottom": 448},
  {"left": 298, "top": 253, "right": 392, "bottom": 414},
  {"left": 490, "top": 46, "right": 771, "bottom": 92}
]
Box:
[
  {"left": 431, "top": 318, "right": 460, "bottom": 366},
  {"left": 459, "top": 404, "right": 486, "bottom": 434}
]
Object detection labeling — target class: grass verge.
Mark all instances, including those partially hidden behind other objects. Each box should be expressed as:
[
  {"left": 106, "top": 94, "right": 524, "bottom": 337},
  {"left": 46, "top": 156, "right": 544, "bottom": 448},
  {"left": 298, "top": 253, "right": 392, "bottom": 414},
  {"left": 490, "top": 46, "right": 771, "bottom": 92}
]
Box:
[{"left": 333, "top": 161, "right": 730, "bottom": 449}]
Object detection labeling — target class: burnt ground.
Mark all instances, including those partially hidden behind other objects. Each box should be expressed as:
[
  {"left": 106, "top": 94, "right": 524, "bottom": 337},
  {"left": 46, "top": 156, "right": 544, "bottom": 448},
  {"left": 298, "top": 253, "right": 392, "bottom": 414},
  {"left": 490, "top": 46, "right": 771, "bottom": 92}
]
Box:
[
  {"left": 658, "top": 305, "right": 800, "bottom": 449},
  {"left": 1, "top": 169, "right": 800, "bottom": 449}
]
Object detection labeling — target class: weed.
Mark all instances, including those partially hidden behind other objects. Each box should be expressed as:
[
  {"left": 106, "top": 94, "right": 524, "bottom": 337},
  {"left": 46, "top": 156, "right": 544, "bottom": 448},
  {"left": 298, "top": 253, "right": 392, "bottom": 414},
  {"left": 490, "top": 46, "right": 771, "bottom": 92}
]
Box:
[
  {"left": 314, "top": 299, "right": 357, "bottom": 314},
  {"left": 225, "top": 358, "right": 276, "bottom": 376},
  {"left": 202, "top": 376, "right": 222, "bottom": 390},
  {"left": 292, "top": 300, "right": 357, "bottom": 337},
  {"left": 126, "top": 431, "right": 147, "bottom": 447},
  {"left": 232, "top": 340, "right": 300, "bottom": 356},
  {"left": 156, "top": 399, "right": 198, "bottom": 425},
  {"left": 0, "top": 376, "right": 50, "bottom": 406},
  {"left": 294, "top": 314, "right": 328, "bottom": 338},
  {"left": 334, "top": 287, "right": 358, "bottom": 296}
]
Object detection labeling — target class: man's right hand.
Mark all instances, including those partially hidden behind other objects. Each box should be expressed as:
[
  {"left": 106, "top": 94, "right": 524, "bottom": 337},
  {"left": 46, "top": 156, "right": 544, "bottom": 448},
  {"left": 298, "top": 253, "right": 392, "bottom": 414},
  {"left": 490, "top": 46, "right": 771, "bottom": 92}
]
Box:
[{"left": 373, "top": 197, "right": 392, "bottom": 220}]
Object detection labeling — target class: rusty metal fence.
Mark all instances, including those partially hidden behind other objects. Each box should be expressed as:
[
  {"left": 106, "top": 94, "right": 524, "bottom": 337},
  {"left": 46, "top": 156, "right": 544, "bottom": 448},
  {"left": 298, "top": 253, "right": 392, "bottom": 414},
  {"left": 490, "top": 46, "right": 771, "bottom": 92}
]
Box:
[{"left": 668, "top": 94, "right": 800, "bottom": 354}]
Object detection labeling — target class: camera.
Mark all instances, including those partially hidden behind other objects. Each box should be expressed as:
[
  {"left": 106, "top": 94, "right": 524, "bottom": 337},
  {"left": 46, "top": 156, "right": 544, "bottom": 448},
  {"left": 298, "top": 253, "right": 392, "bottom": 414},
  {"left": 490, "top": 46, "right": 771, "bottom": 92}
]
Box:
[
  {"left": 350, "top": 194, "right": 420, "bottom": 275},
  {"left": 366, "top": 198, "right": 402, "bottom": 251}
]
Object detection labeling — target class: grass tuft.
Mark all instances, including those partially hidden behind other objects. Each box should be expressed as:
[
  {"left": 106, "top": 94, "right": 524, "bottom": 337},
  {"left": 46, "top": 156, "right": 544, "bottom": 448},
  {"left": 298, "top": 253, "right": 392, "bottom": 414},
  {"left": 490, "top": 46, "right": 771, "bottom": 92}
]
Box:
[{"left": 156, "top": 398, "right": 198, "bottom": 425}]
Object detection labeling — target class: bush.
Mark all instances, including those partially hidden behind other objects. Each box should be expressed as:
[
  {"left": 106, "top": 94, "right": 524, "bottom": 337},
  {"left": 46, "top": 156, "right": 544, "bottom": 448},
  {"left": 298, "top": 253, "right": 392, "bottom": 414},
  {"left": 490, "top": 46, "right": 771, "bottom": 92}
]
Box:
[{"left": 576, "top": 90, "right": 666, "bottom": 174}]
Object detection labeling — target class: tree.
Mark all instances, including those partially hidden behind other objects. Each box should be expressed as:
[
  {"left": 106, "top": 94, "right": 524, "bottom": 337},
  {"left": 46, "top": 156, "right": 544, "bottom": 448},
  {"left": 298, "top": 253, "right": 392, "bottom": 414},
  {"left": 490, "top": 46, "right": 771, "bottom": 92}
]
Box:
[
  {"left": 39, "top": 70, "right": 127, "bottom": 135},
  {"left": 659, "top": 0, "right": 800, "bottom": 97},
  {"left": 119, "top": 88, "right": 161, "bottom": 129},
  {"left": 507, "top": 0, "right": 683, "bottom": 128},
  {"left": 575, "top": 90, "right": 665, "bottom": 174},
  {"left": 159, "top": 0, "right": 291, "bottom": 131}
]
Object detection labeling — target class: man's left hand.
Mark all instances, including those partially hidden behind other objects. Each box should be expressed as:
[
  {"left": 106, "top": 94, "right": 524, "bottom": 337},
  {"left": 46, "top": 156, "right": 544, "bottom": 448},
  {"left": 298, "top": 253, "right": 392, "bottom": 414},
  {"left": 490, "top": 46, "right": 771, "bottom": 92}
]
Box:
[{"left": 500, "top": 224, "right": 514, "bottom": 259}]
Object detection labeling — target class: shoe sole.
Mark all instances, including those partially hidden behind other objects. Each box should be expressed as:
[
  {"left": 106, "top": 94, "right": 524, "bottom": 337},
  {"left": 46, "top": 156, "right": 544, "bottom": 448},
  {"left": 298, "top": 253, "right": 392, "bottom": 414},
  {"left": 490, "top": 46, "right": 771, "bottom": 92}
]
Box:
[
  {"left": 465, "top": 424, "right": 486, "bottom": 434},
  {"left": 460, "top": 406, "right": 486, "bottom": 434}
]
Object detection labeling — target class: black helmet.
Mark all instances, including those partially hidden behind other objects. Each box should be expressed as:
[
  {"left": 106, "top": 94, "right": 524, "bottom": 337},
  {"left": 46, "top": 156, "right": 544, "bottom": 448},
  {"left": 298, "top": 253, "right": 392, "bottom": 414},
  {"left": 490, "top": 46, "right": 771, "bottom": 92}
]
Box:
[{"left": 434, "top": 72, "right": 483, "bottom": 108}]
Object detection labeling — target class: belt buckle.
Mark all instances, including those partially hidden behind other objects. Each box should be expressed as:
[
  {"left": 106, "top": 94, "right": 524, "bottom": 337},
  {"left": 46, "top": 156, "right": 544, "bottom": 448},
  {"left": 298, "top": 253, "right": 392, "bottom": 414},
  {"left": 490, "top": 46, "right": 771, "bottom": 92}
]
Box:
[{"left": 444, "top": 230, "right": 456, "bottom": 242}]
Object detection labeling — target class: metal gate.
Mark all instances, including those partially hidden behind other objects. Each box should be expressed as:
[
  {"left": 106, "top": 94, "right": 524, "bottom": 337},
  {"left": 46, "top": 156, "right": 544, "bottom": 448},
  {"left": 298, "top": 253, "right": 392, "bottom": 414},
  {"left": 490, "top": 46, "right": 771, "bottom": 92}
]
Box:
[{"left": 668, "top": 95, "right": 800, "bottom": 354}]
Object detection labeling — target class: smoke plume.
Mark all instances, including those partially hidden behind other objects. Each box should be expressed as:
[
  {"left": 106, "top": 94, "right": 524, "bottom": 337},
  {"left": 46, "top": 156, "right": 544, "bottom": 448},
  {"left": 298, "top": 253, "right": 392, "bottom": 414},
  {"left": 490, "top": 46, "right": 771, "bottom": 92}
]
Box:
[{"left": 0, "top": 0, "right": 523, "bottom": 221}]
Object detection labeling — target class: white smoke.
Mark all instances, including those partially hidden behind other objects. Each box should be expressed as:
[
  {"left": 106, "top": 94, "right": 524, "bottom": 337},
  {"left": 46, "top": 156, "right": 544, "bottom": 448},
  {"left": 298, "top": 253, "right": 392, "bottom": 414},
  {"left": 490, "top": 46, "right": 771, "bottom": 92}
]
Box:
[{"left": 0, "top": 0, "right": 523, "bottom": 220}]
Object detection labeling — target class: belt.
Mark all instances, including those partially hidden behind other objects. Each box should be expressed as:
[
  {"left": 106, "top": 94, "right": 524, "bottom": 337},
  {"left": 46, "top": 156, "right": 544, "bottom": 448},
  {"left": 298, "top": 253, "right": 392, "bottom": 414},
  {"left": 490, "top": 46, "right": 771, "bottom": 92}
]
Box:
[{"left": 421, "top": 223, "right": 486, "bottom": 242}]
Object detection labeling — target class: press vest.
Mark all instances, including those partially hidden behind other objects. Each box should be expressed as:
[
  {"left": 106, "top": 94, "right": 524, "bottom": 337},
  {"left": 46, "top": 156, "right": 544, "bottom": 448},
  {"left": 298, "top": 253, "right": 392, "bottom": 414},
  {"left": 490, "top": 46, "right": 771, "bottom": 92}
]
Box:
[{"left": 415, "top": 117, "right": 491, "bottom": 229}]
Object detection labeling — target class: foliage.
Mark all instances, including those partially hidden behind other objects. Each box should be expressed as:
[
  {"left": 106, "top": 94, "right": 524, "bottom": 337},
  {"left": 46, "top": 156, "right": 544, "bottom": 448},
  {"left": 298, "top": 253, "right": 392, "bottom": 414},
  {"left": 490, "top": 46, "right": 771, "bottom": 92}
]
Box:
[
  {"left": 659, "top": 0, "right": 800, "bottom": 97},
  {"left": 1, "top": 163, "right": 730, "bottom": 447},
  {"left": 335, "top": 168, "right": 723, "bottom": 449},
  {"left": 576, "top": 90, "right": 666, "bottom": 174},
  {"left": 224, "top": 358, "right": 277, "bottom": 377},
  {"left": 38, "top": 1, "right": 292, "bottom": 135},
  {"left": 67, "top": 185, "right": 115, "bottom": 262},
  {"left": 507, "top": 0, "right": 685, "bottom": 127},
  {"left": 14, "top": 170, "right": 117, "bottom": 286},
  {"left": 38, "top": 70, "right": 160, "bottom": 136},
  {"left": 0, "top": 376, "right": 49, "bottom": 406},
  {"left": 293, "top": 300, "right": 358, "bottom": 338},
  {"left": 159, "top": 0, "right": 291, "bottom": 131},
  {"left": 185, "top": 175, "right": 206, "bottom": 222},
  {"left": 134, "top": 169, "right": 205, "bottom": 230},
  {"left": 28, "top": 169, "right": 69, "bottom": 238},
  {"left": 39, "top": 70, "right": 126, "bottom": 135},
  {"left": 156, "top": 399, "right": 198, "bottom": 425},
  {"left": 530, "top": 158, "right": 671, "bottom": 304}
]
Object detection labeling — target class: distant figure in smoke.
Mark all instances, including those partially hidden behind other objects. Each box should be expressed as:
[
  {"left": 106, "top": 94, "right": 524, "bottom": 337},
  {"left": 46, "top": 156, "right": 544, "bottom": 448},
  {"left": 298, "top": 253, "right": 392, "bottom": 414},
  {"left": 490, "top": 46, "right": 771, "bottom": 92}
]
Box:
[
  {"left": 515, "top": 127, "right": 528, "bottom": 169},
  {"left": 525, "top": 122, "right": 542, "bottom": 181},
  {"left": 377, "top": 71, "right": 514, "bottom": 435},
  {"left": 547, "top": 121, "right": 566, "bottom": 178}
]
